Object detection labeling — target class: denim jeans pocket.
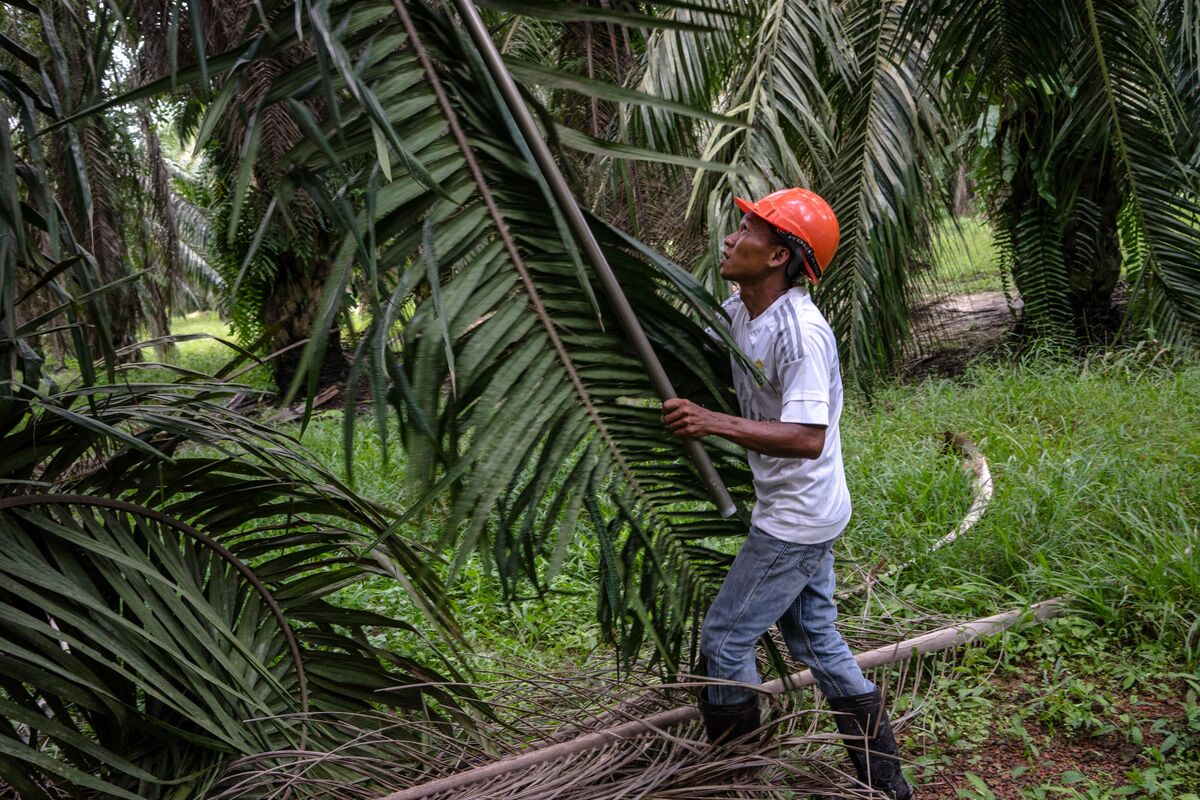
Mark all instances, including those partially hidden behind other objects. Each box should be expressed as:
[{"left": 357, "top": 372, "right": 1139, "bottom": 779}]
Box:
[{"left": 794, "top": 539, "right": 834, "bottom": 577}]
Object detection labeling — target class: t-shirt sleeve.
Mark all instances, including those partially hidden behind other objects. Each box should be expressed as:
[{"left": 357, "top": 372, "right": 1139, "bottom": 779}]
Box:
[{"left": 777, "top": 326, "right": 832, "bottom": 426}]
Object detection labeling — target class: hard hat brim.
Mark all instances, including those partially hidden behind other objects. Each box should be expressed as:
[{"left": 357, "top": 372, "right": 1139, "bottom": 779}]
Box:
[{"left": 734, "top": 196, "right": 793, "bottom": 238}]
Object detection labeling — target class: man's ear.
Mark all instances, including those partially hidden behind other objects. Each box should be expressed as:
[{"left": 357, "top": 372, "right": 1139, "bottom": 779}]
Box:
[{"left": 767, "top": 244, "right": 791, "bottom": 270}]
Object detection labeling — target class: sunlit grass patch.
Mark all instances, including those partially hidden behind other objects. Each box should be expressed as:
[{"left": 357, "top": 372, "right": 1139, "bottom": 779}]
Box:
[
  {"left": 929, "top": 216, "right": 1006, "bottom": 296},
  {"left": 48, "top": 311, "right": 275, "bottom": 394},
  {"left": 140, "top": 311, "right": 276, "bottom": 392}
]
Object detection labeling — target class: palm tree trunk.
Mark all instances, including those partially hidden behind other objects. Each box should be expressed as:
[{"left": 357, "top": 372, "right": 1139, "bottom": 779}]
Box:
[
  {"left": 1062, "top": 155, "right": 1123, "bottom": 339},
  {"left": 951, "top": 164, "right": 974, "bottom": 216},
  {"left": 50, "top": 5, "right": 143, "bottom": 360},
  {"left": 261, "top": 251, "right": 347, "bottom": 394},
  {"left": 136, "top": 224, "right": 175, "bottom": 361}
]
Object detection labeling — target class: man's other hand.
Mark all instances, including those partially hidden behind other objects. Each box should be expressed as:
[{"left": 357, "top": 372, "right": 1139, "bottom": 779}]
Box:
[{"left": 662, "top": 398, "right": 718, "bottom": 439}]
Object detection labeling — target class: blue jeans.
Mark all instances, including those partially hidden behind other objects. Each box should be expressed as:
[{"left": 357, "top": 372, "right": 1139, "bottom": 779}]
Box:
[{"left": 700, "top": 526, "right": 874, "bottom": 705}]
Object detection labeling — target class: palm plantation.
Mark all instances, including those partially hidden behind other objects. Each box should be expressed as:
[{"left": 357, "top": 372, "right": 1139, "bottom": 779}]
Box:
[{"left": 0, "top": 0, "right": 1198, "bottom": 797}]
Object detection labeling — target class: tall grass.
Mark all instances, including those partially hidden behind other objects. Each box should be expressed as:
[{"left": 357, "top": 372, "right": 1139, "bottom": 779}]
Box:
[{"left": 841, "top": 347, "right": 1200, "bottom": 661}]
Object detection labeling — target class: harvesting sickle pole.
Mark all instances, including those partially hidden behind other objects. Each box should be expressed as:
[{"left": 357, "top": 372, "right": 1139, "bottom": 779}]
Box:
[{"left": 448, "top": 0, "right": 739, "bottom": 519}]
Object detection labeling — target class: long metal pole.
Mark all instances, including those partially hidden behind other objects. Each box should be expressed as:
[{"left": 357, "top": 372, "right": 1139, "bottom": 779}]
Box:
[{"left": 450, "top": 0, "right": 737, "bottom": 519}]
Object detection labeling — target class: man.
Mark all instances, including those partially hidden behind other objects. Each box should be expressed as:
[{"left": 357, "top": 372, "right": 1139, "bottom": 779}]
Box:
[{"left": 662, "top": 188, "right": 912, "bottom": 799}]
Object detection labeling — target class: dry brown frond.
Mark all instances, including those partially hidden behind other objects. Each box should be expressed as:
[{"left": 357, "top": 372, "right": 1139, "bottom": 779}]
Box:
[
  {"left": 211, "top": 673, "right": 881, "bottom": 800},
  {"left": 207, "top": 601, "right": 1056, "bottom": 800}
]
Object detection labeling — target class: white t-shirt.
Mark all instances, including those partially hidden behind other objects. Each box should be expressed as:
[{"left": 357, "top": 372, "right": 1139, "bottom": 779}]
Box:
[{"left": 717, "top": 287, "right": 851, "bottom": 543}]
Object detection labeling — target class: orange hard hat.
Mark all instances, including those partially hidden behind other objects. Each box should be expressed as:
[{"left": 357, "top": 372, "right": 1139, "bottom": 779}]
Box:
[{"left": 734, "top": 188, "right": 839, "bottom": 283}]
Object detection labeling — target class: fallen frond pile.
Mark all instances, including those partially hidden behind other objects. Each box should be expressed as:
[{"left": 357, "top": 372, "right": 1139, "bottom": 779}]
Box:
[{"left": 210, "top": 601, "right": 1061, "bottom": 800}]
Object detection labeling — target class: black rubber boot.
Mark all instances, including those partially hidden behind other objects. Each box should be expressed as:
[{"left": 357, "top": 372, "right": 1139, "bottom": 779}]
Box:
[
  {"left": 698, "top": 687, "right": 761, "bottom": 745},
  {"left": 827, "top": 690, "right": 912, "bottom": 799}
]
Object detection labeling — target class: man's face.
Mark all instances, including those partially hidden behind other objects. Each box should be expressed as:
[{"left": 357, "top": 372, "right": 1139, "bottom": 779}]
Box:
[{"left": 720, "top": 213, "right": 790, "bottom": 284}]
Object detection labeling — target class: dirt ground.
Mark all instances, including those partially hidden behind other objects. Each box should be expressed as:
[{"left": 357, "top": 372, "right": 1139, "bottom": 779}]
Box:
[
  {"left": 904, "top": 291, "right": 1022, "bottom": 380},
  {"left": 913, "top": 675, "right": 1196, "bottom": 797}
]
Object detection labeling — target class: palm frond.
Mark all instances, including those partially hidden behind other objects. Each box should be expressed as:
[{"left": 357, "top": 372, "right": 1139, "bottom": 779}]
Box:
[
  {"left": 0, "top": 488, "right": 474, "bottom": 799},
  {"left": 39, "top": 0, "right": 754, "bottom": 670},
  {"left": 194, "top": 0, "right": 756, "bottom": 668},
  {"left": 899, "top": 0, "right": 1071, "bottom": 93},
  {"left": 0, "top": 322, "right": 477, "bottom": 795},
  {"left": 815, "top": 0, "right": 952, "bottom": 377},
  {"left": 1078, "top": 0, "right": 1200, "bottom": 343}
]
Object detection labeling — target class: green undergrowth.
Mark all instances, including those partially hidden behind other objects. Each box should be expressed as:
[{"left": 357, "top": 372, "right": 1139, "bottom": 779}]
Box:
[
  {"left": 287, "top": 343, "right": 1200, "bottom": 795},
  {"left": 905, "top": 617, "right": 1200, "bottom": 797},
  {"left": 280, "top": 345, "right": 1200, "bottom": 695},
  {"left": 841, "top": 346, "right": 1200, "bottom": 662},
  {"left": 286, "top": 411, "right": 607, "bottom": 677},
  {"left": 140, "top": 315, "right": 1200, "bottom": 708}
]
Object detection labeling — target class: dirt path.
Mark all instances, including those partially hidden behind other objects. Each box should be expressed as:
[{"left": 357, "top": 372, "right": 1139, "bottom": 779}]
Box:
[{"left": 905, "top": 291, "right": 1022, "bottom": 380}]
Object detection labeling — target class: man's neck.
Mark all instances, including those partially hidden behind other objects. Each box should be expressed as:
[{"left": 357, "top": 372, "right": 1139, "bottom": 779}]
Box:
[{"left": 738, "top": 278, "right": 792, "bottom": 319}]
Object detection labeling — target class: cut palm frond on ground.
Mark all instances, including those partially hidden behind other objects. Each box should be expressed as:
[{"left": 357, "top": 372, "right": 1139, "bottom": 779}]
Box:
[{"left": 206, "top": 601, "right": 1063, "bottom": 800}]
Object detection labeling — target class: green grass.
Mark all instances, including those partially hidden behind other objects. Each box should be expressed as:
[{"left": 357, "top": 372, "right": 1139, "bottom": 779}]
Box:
[
  {"left": 834, "top": 350, "right": 1200, "bottom": 794},
  {"left": 47, "top": 311, "right": 276, "bottom": 394},
  {"left": 930, "top": 216, "right": 1007, "bottom": 296},
  {"left": 137, "top": 311, "right": 276, "bottom": 392},
  {"left": 167, "top": 309, "right": 232, "bottom": 339},
  {"left": 840, "top": 347, "right": 1200, "bottom": 658}
]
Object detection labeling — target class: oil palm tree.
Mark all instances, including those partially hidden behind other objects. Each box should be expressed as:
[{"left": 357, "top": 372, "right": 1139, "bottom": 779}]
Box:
[
  {"left": 899, "top": 0, "right": 1200, "bottom": 342},
  {"left": 0, "top": 5, "right": 477, "bottom": 796},
  {"left": 128, "top": 0, "right": 373, "bottom": 393}
]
